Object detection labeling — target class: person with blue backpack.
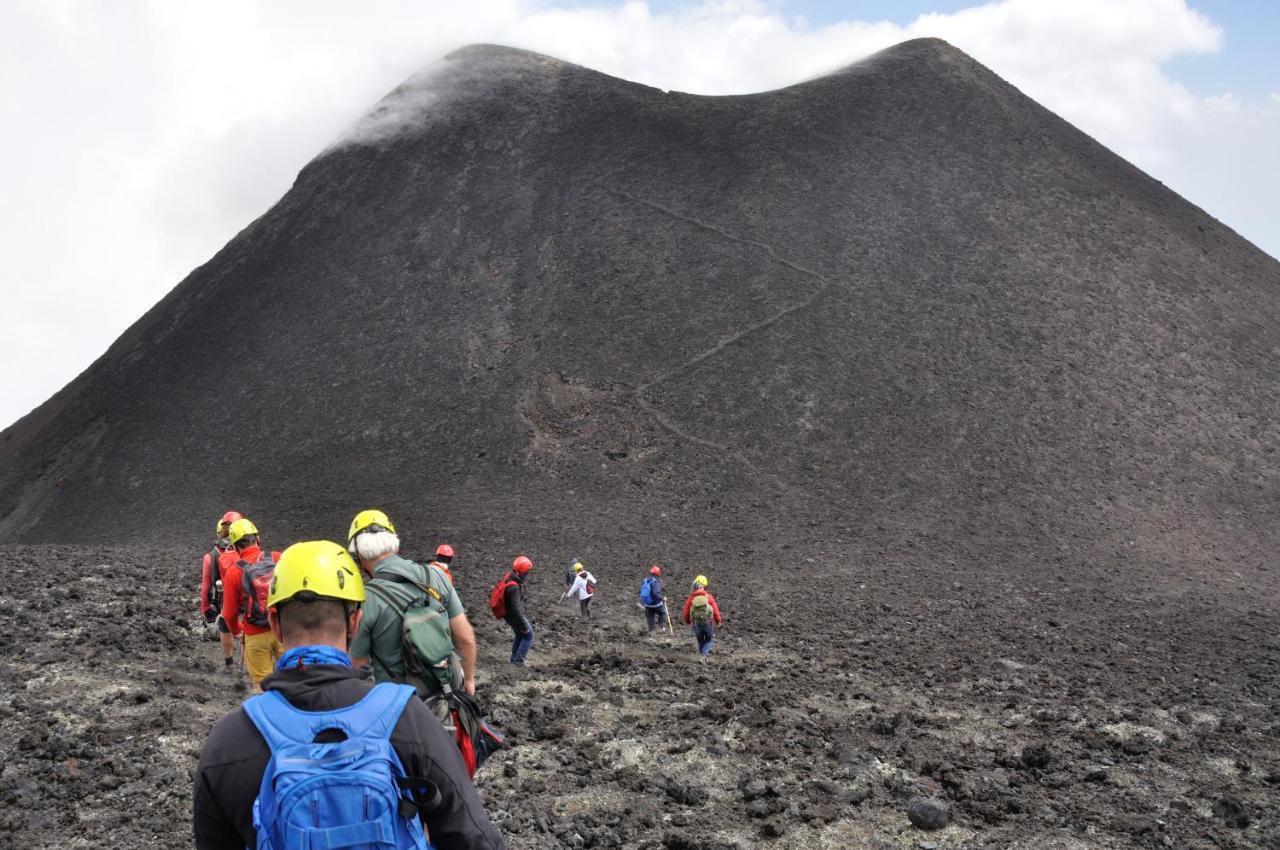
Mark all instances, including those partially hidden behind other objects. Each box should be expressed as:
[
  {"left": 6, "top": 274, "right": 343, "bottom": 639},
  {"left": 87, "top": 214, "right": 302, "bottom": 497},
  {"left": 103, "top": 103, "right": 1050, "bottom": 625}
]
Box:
[
  {"left": 193, "top": 540, "right": 506, "bottom": 850},
  {"left": 639, "top": 564, "right": 669, "bottom": 633}
]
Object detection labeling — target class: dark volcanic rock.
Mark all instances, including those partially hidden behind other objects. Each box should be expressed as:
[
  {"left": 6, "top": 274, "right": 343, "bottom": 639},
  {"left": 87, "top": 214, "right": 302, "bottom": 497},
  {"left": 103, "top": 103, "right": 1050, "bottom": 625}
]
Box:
[
  {"left": 1213, "top": 797, "right": 1250, "bottom": 829},
  {"left": 1020, "top": 744, "right": 1052, "bottom": 770},
  {"left": 907, "top": 796, "right": 952, "bottom": 830}
]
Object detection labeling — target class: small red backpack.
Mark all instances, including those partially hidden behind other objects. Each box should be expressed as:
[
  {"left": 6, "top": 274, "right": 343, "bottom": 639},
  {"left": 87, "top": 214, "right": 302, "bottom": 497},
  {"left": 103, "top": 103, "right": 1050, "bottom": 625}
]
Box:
[
  {"left": 239, "top": 551, "right": 277, "bottom": 628},
  {"left": 488, "top": 573, "right": 518, "bottom": 619}
]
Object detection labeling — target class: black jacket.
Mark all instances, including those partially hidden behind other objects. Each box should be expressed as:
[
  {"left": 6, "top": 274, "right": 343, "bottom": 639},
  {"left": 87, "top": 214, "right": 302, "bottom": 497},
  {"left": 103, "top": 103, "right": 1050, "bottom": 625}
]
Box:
[
  {"left": 193, "top": 664, "right": 505, "bottom": 850},
  {"left": 502, "top": 573, "right": 529, "bottom": 633}
]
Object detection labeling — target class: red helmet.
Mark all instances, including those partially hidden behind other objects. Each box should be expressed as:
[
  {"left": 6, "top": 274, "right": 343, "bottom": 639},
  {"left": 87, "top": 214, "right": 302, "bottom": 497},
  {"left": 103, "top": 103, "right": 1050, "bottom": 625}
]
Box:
[
  {"left": 512, "top": 555, "right": 533, "bottom": 574},
  {"left": 216, "top": 510, "right": 243, "bottom": 535},
  {"left": 436, "top": 544, "right": 455, "bottom": 559},
  {"left": 649, "top": 564, "right": 662, "bottom": 576}
]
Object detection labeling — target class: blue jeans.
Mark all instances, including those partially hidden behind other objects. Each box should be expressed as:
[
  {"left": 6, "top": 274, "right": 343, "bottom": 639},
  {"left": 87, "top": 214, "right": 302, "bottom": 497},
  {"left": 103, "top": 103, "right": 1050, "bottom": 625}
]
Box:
[
  {"left": 510, "top": 622, "right": 535, "bottom": 664},
  {"left": 693, "top": 623, "right": 715, "bottom": 655},
  {"left": 644, "top": 606, "right": 667, "bottom": 632}
]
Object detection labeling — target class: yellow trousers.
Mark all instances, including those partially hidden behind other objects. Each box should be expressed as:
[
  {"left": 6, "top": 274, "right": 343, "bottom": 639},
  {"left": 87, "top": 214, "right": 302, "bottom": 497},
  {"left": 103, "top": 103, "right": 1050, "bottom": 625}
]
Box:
[{"left": 243, "top": 631, "right": 283, "bottom": 687}]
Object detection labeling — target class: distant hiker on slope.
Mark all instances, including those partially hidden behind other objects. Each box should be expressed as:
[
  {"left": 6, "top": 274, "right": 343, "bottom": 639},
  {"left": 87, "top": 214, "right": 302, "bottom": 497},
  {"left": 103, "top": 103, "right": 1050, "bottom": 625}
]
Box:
[
  {"left": 639, "top": 564, "right": 668, "bottom": 633},
  {"left": 681, "top": 574, "right": 723, "bottom": 660},
  {"left": 193, "top": 541, "right": 506, "bottom": 850},
  {"left": 346, "top": 510, "right": 477, "bottom": 698},
  {"left": 490, "top": 556, "right": 534, "bottom": 665},
  {"left": 560, "top": 560, "right": 597, "bottom": 619},
  {"left": 430, "top": 543, "right": 457, "bottom": 584},
  {"left": 218, "top": 518, "right": 283, "bottom": 690},
  {"left": 200, "top": 510, "right": 241, "bottom": 671}
]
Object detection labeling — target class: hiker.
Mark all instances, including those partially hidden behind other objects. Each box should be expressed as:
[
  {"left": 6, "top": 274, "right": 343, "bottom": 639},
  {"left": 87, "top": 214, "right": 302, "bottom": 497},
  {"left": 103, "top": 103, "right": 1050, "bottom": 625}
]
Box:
[
  {"left": 218, "top": 518, "right": 282, "bottom": 690},
  {"left": 491, "top": 556, "right": 534, "bottom": 665},
  {"left": 681, "top": 574, "right": 722, "bottom": 659},
  {"left": 639, "top": 564, "right": 667, "bottom": 633},
  {"left": 560, "top": 560, "right": 597, "bottom": 619},
  {"left": 430, "top": 543, "right": 456, "bottom": 584},
  {"left": 193, "top": 541, "right": 506, "bottom": 850},
  {"left": 199, "top": 510, "right": 241, "bottom": 670},
  {"left": 346, "top": 510, "right": 477, "bottom": 698}
]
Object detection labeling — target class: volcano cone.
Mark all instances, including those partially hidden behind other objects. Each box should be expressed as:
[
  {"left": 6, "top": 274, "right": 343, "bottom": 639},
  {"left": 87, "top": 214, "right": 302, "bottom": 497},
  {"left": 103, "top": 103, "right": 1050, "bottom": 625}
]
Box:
[{"left": 2, "top": 38, "right": 1277, "bottom": 570}]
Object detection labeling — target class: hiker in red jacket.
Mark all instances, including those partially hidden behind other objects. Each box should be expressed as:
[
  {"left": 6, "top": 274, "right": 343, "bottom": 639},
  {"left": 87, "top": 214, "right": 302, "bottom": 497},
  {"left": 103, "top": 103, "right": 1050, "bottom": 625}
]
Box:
[
  {"left": 681, "top": 574, "right": 722, "bottom": 660},
  {"left": 200, "top": 510, "right": 241, "bottom": 671},
  {"left": 430, "top": 543, "right": 456, "bottom": 585},
  {"left": 218, "top": 518, "right": 282, "bottom": 690}
]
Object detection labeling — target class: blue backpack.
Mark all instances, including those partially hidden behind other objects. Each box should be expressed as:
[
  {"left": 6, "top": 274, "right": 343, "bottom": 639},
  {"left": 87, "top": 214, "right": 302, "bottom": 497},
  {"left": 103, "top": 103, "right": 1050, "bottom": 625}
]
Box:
[
  {"left": 243, "top": 682, "right": 434, "bottom": 850},
  {"left": 639, "top": 577, "right": 659, "bottom": 607}
]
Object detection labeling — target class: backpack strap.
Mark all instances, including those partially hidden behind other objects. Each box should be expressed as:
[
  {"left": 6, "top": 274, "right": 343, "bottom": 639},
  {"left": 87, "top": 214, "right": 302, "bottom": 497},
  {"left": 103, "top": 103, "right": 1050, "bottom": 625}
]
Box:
[
  {"left": 363, "top": 583, "right": 411, "bottom": 683},
  {"left": 382, "top": 572, "right": 447, "bottom": 611},
  {"left": 243, "top": 682, "right": 416, "bottom": 751},
  {"left": 366, "top": 581, "right": 410, "bottom": 617}
]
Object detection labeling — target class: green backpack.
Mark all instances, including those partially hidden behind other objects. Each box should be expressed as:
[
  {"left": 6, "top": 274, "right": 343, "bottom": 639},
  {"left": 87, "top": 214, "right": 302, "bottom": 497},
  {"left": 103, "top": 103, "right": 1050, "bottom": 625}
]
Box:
[
  {"left": 366, "top": 575, "right": 456, "bottom": 696},
  {"left": 690, "top": 593, "right": 714, "bottom": 625}
]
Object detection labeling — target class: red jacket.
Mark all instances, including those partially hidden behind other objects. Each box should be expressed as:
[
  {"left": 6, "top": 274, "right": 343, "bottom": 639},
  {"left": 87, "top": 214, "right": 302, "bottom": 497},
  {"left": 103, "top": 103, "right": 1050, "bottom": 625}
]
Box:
[
  {"left": 681, "top": 589, "right": 722, "bottom": 626},
  {"left": 199, "top": 543, "right": 232, "bottom": 615},
  {"left": 219, "top": 545, "right": 281, "bottom": 637}
]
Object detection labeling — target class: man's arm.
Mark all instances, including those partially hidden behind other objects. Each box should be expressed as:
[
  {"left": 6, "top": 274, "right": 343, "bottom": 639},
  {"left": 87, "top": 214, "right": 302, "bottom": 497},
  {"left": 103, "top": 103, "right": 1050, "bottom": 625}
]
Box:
[
  {"left": 192, "top": 768, "right": 243, "bottom": 850},
  {"left": 193, "top": 711, "right": 264, "bottom": 850},
  {"left": 200, "top": 553, "right": 214, "bottom": 616},
  {"left": 449, "top": 614, "right": 477, "bottom": 695},
  {"left": 220, "top": 566, "right": 242, "bottom": 636},
  {"left": 681, "top": 594, "right": 693, "bottom": 624}
]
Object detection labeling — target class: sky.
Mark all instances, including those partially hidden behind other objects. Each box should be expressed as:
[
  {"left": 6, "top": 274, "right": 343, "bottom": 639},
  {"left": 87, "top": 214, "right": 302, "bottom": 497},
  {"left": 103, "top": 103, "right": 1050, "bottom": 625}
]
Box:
[{"left": 1, "top": 0, "right": 1277, "bottom": 432}]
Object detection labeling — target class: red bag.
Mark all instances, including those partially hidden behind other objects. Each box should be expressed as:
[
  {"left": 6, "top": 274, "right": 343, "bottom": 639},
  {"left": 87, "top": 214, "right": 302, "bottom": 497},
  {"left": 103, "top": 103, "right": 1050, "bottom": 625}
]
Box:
[
  {"left": 488, "top": 573, "right": 517, "bottom": 619},
  {"left": 429, "top": 690, "right": 506, "bottom": 779},
  {"left": 239, "top": 552, "right": 276, "bottom": 628}
]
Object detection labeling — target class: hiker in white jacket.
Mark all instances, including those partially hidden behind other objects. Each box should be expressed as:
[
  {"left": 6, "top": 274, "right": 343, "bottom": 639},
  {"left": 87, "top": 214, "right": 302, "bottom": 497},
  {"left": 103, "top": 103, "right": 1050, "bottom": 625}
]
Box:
[{"left": 560, "top": 561, "right": 597, "bottom": 619}]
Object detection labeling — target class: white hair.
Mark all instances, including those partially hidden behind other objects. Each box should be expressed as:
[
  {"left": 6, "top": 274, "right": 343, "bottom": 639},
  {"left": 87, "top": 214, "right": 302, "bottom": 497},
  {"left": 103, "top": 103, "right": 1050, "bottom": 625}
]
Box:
[{"left": 350, "top": 530, "right": 400, "bottom": 562}]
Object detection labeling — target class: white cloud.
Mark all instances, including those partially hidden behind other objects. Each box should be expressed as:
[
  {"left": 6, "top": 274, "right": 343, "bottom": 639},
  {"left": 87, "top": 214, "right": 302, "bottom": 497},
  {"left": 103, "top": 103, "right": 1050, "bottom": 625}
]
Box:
[
  {"left": 1204, "top": 92, "right": 1242, "bottom": 113},
  {"left": 0, "top": 0, "right": 1273, "bottom": 431}
]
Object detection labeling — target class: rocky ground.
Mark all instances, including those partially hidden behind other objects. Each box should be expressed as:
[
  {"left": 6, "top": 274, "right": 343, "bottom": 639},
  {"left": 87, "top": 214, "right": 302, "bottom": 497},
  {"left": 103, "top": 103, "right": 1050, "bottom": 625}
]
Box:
[{"left": 0, "top": 542, "right": 1276, "bottom": 849}]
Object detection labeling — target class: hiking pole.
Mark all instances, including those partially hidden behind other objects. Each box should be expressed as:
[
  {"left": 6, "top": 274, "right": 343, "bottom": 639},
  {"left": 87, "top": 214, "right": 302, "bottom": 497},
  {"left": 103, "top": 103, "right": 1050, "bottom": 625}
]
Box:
[{"left": 662, "top": 601, "right": 673, "bottom": 635}]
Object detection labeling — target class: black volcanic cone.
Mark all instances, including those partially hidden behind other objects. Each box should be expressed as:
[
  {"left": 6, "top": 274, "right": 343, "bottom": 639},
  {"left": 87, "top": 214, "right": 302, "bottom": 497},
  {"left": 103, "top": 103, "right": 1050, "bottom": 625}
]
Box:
[{"left": 3, "top": 39, "right": 1278, "bottom": 570}]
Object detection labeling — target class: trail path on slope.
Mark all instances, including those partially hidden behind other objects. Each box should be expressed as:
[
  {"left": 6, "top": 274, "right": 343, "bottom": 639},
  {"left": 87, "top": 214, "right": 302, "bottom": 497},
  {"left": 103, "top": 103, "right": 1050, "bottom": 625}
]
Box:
[{"left": 613, "top": 190, "right": 837, "bottom": 492}]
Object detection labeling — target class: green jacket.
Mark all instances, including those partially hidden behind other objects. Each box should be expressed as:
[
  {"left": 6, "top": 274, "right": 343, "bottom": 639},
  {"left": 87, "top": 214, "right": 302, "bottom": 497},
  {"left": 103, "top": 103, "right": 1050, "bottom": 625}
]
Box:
[{"left": 350, "top": 554, "right": 464, "bottom": 682}]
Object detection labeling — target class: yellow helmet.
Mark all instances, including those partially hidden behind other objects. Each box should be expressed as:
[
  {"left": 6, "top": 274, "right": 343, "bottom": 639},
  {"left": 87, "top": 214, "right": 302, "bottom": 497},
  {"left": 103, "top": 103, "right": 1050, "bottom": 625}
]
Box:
[
  {"left": 348, "top": 509, "right": 396, "bottom": 545},
  {"left": 693, "top": 574, "right": 708, "bottom": 588},
  {"left": 573, "top": 561, "right": 585, "bottom": 573},
  {"left": 269, "top": 541, "right": 365, "bottom": 607},
  {"left": 227, "top": 518, "right": 260, "bottom": 546}
]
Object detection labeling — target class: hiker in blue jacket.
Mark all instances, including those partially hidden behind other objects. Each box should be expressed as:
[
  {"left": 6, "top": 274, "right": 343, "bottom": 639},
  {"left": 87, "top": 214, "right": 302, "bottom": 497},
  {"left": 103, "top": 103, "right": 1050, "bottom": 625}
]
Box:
[
  {"left": 640, "top": 564, "right": 667, "bottom": 633},
  {"left": 193, "top": 541, "right": 505, "bottom": 850}
]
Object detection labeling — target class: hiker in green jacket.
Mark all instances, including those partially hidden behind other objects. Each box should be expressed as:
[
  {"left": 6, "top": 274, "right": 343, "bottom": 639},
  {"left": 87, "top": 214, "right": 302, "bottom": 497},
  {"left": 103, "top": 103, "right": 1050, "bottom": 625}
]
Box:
[{"left": 345, "top": 509, "right": 477, "bottom": 696}]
